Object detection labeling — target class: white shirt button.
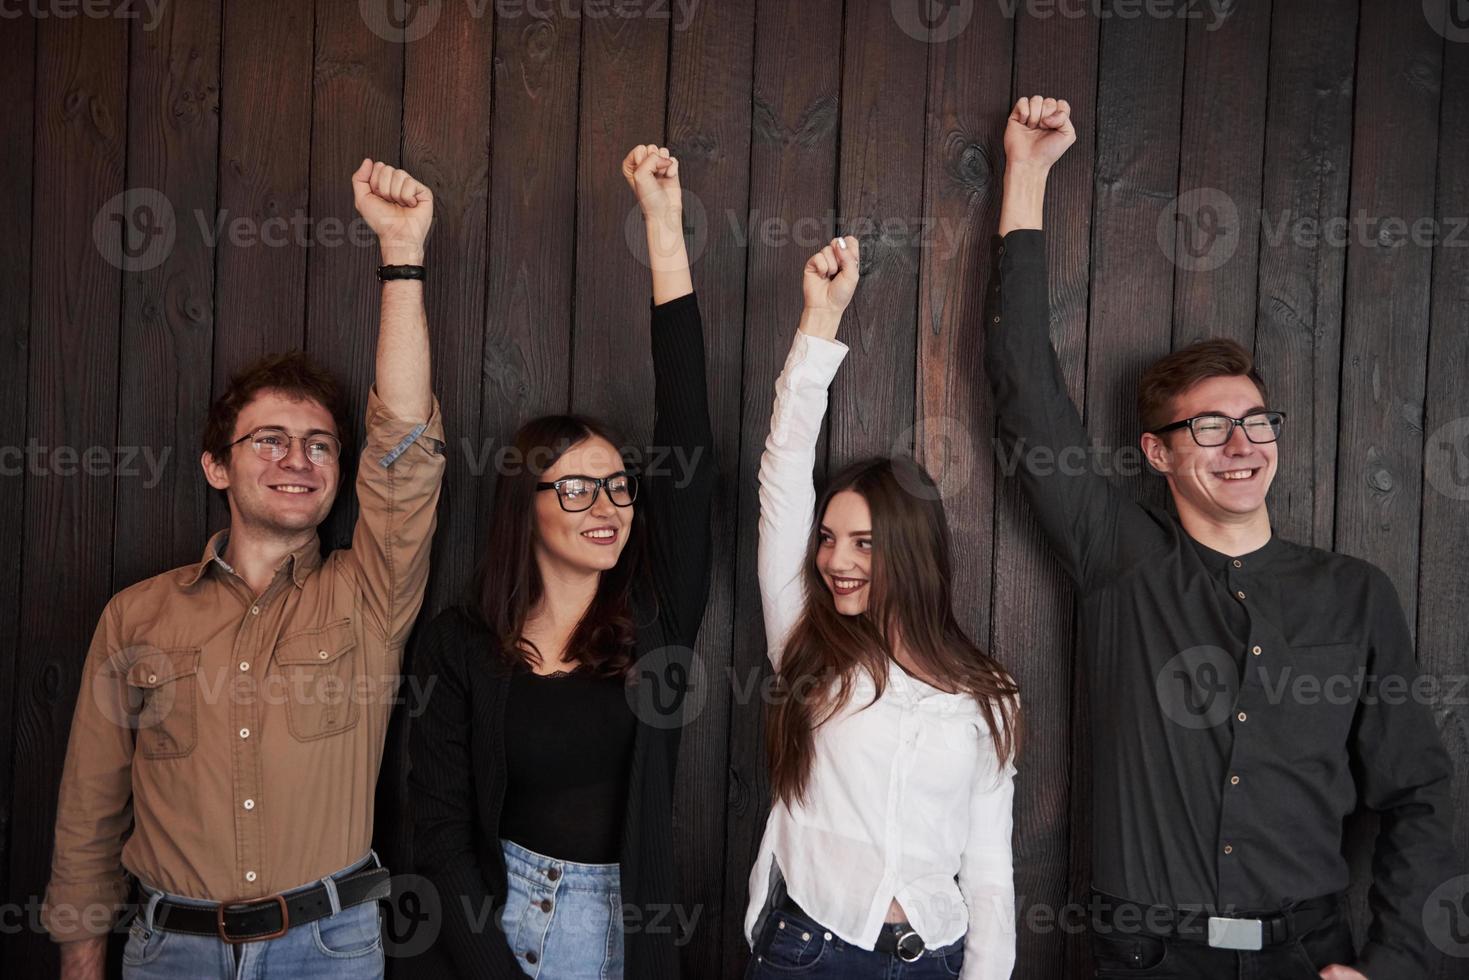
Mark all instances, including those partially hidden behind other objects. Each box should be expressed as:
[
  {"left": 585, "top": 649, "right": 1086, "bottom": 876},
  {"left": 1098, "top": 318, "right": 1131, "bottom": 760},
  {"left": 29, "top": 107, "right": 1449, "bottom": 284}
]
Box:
[
  {"left": 240, "top": 728, "right": 250, "bottom": 739},
  {"left": 251, "top": 606, "right": 260, "bottom": 615},
  {"left": 245, "top": 871, "right": 257, "bottom": 882},
  {"left": 243, "top": 799, "right": 255, "bottom": 810},
  {"left": 239, "top": 661, "right": 250, "bottom": 672}
]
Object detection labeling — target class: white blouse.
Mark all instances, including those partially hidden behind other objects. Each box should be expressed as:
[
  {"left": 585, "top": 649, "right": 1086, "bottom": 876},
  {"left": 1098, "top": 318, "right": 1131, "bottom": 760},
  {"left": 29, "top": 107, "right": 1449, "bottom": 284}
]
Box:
[{"left": 743, "top": 331, "right": 1017, "bottom": 980}]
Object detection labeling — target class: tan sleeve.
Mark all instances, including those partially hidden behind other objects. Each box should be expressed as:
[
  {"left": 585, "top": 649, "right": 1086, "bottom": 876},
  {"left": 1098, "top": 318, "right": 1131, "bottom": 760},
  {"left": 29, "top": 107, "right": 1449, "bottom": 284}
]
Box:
[
  {"left": 42, "top": 601, "right": 136, "bottom": 941},
  {"left": 346, "top": 384, "right": 447, "bottom": 651}
]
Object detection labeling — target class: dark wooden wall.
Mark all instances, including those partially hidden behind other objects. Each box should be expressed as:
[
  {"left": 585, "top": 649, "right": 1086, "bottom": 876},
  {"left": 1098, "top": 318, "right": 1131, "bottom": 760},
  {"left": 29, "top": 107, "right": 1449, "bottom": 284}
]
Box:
[{"left": 2, "top": 1, "right": 1467, "bottom": 977}]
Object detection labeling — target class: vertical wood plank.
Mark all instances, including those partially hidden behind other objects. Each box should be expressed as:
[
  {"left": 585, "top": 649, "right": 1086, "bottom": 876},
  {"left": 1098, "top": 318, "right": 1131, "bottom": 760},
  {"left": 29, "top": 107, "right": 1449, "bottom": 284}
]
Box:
[
  {"left": 1002, "top": 9, "right": 1099, "bottom": 978},
  {"left": 211, "top": 0, "right": 314, "bottom": 530},
  {"left": 1417, "top": 12, "right": 1469, "bottom": 977},
  {"left": 827, "top": 1, "right": 929, "bottom": 463},
  {"left": 111, "top": 0, "right": 221, "bottom": 590},
  {"left": 0, "top": 8, "right": 35, "bottom": 936},
  {"left": 1253, "top": 0, "right": 1356, "bottom": 549},
  {"left": 8, "top": 10, "right": 127, "bottom": 976},
  {"left": 665, "top": 1, "right": 756, "bottom": 972},
  {"left": 721, "top": 2, "right": 842, "bottom": 976},
  {"left": 570, "top": 4, "right": 669, "bottom": 434}
]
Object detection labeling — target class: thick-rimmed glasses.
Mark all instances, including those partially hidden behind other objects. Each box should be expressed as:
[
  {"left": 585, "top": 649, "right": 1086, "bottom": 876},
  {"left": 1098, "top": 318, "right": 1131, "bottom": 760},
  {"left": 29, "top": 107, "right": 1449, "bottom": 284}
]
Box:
[
  {"left": 1151, "top": 411, "right": 1286, "bottom": 447},
  {"left": 228, "top": 427, "right": 342, "bottom": 466},
  {"left": 536, "top": 472, "right": 638, "bottom": 513}
]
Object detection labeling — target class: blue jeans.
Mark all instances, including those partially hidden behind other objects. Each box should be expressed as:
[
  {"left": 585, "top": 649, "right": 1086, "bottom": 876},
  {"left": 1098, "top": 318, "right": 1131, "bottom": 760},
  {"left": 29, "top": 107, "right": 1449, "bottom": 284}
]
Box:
[
  {"left": 745, "top": 903, "right": 964, "bottom": 979},
  {"left": 499, "top": 838, "right": 624, "bottom": 979},
  {"left": 122, "top": 857, "right": 384, "bottom": 980}
]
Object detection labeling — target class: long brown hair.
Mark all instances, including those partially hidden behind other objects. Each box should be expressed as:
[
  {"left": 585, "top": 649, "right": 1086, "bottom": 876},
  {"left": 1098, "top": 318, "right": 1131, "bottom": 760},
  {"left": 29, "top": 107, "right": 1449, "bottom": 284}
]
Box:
[
  {"left": 465, "top": 414, "right": 647, "bottom": 677},
  {"left": 766, "top": 456, "right": 1021, "bottom": 806}
]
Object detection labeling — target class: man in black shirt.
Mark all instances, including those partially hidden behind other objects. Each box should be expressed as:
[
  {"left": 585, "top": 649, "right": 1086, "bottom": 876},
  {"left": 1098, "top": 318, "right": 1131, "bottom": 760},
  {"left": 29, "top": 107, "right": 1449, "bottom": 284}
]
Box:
[{"left": 988, "top": 95, "right": 1454, "bottom": 980}]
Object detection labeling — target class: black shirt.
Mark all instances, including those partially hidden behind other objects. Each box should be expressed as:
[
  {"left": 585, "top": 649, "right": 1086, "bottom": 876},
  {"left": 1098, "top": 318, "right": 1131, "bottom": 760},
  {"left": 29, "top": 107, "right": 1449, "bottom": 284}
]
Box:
[
  {"left": 501, "top": 668, "right": 637, "bottom": 863},
  {"left": 986, "top": 230, "right": 1454, "bottom": 980},
  {"left": 407, "top": 292, "right": 715, "bottom": 980}
]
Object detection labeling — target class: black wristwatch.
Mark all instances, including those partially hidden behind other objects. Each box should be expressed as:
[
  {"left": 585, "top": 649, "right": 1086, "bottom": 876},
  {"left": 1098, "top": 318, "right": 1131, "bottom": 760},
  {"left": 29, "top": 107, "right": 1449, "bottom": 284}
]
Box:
[{"left": 377, "top": 264, "right": 425, "bottom": 282}]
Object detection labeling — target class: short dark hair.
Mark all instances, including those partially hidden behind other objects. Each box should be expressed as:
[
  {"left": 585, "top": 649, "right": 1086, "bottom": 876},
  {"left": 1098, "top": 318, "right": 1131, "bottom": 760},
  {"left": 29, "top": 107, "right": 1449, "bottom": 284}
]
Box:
[
  {"left": 1138, "top": 338, "right": 1267, "bottom": 433},
  {"left": 203, "top": 351, "right": 353, "bottom": 464}
]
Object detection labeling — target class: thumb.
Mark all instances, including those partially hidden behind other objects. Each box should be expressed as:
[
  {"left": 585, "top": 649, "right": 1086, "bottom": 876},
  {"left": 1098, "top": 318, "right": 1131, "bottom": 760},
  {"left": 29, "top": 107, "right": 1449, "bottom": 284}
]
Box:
[{"left": 351, "top": 158, "right": 374, "bottom": 203}]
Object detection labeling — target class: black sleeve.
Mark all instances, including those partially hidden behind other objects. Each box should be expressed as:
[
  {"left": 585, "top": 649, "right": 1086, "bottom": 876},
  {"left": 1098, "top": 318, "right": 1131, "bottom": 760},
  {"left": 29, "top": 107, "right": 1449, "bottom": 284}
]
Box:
[
  {"left": 407, "top": 611, "right": 525, "bottom": 980},
  {"left": 983, "top": 229, "right": 1163, "bottom": 590},
  {"left": 1351, "top": 568, "right": 1456, "bottom": 980},
  {"left": 641, "top": 292, "right": 716, "bottom": 647}
]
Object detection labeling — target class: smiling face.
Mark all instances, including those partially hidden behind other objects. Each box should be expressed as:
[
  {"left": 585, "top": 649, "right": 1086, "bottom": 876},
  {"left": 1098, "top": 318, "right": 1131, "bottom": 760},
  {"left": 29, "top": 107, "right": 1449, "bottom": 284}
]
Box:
[
  {"left": 817, "top": 489, "right": 874, "bottom": 616},
  {"left": 1142, "top": 374, "right": 1278, "bottom": 525},
  {"left": 201, "top": 389, "right": 341, "bottom": 537},
  {"left": 534, "top": 435, "right": 634, "bottom": 578}
]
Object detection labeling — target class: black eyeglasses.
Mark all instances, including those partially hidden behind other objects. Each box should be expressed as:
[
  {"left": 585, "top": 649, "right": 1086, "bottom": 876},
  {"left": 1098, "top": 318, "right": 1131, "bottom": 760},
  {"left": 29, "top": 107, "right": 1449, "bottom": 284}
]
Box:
[
  {"left": 536, "top": 472, "right": 639, "bottom": 513},
  {"left": 1151, "top": 411, "right": 1286, "bottom": 447},
  {"left": 228, "top": 427, "right": 342, "bottom": 466}
]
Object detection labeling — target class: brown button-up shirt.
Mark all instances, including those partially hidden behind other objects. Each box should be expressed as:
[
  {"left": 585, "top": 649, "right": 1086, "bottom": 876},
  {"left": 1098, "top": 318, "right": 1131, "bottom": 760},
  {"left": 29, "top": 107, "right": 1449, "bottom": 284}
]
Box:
[{"left": 42, "top": 386, "right": 445, "bottom": 941}]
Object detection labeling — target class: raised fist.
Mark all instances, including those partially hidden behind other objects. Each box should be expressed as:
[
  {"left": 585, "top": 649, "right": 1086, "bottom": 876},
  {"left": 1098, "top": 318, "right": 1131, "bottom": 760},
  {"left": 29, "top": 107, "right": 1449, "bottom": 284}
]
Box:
[
  {"left": 1004, "top": 96, "right": 1075, "bottom": 171},
  {"left": 803, "top": 236, "right": 860, "bottom": 318},
  {"left": 351, "top": 158, "right": 433, "bottom": 263},
  {"left": 622, "top": 144, "right": 682, "bottom": 221}
]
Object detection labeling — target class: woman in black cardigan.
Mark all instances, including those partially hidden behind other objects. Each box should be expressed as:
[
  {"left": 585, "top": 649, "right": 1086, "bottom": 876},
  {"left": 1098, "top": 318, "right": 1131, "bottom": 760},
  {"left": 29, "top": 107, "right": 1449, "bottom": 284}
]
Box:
[{"left": 407, "top": 144, "right": 715, "bottom": 979}]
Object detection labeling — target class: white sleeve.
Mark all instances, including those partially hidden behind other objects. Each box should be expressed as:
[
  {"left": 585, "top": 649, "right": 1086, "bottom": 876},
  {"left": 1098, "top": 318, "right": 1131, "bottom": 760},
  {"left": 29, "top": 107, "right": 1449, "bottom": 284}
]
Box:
[
  {"left": 957, "top": 718, "right": 1018, "bottom": 980},
  {"left": 756, "top": 331, "right": 848, "bottom": 668}
]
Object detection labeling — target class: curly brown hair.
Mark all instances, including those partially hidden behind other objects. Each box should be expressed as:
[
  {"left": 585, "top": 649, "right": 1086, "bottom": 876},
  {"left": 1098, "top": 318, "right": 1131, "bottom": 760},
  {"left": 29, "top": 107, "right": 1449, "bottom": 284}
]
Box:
[{"left": 202, "top": 351, "right": 354, "bottom": 465}]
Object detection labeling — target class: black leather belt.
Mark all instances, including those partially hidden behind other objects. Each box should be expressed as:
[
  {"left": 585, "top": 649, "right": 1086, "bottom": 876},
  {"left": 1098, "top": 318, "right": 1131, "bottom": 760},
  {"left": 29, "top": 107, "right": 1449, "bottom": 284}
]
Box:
[
  {"left": 777, "top": 892, "right": 928, "bottom": 963},
  {"left": 148, "top": 865, "right": 392, "bottom": 944},
  {"left": 1089, "top": 890, "right": 1342, "bottom": 951}
]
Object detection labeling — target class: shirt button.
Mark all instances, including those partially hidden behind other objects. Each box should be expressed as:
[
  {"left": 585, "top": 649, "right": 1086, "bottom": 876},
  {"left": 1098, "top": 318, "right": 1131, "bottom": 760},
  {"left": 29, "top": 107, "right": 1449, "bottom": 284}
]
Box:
[
  {"left": 1232, "top": 559, "right": 1242, "bottom": 568},
  {"left": 251, "top": 606, "right": 260, "bottom": 615},
  {"left": 318, "top": 649, "right": 329, "bottom": 660},
  {"left": 243, "top": 799, "right": 255, "bottom": 810},
  {"left": 992, "top": 315, "right": 1001, "bottom": 323},
  {"left": 1237, "top": 711, "right": 1247, "bottom": 722},
  {"left": 1251, "top": 645, "right": 1262, "bottom": 656},
  {"left": 147, "top": 674, "right": 158, "bottom": 684},
  {"left": 1230, "top": 775, "right": 1240, "bottom": 785},
  {"left": 239, "top": 661, "right": 250, "bottom": 672},
  {"left": 1223, "top": 844, "right": 1234, "bottom": 855},
  {"left": 239, "top": 728, "right": 250, "bottom": 739},
  {"left": 1235, "top": 590, "right": 1246, "bottom": 600},
  {"left": 245, "top": 871, "right": 257, "bottom": 883}
]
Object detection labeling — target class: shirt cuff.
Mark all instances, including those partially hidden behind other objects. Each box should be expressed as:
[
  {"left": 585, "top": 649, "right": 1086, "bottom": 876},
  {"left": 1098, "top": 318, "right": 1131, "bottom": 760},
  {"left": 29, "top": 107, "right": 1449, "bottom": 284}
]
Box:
[
  {"left": 365, "top": 386, "right": 446, "bottom": 469},
  {"left": 42, "top": 879, "right": 130, "bottom": 941},
  {"left": 785, "top": 331, "right": 849, "bottom": 384},
  {"left": 997, "top": 228, "right": 1046, "bottom": 268}
]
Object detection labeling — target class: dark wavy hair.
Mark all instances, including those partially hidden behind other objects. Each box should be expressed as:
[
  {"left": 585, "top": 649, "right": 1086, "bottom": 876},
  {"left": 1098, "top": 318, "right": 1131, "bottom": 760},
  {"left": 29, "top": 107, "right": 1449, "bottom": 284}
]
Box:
[
  {"left": 203, "top": 350, "right": 354, "bottom": 464},
  {"left": 766, "top": 456, "right": 1021, "bottom": 806},
  {"left": 465, "top": 414, "right": 647, "bottom": 677}
]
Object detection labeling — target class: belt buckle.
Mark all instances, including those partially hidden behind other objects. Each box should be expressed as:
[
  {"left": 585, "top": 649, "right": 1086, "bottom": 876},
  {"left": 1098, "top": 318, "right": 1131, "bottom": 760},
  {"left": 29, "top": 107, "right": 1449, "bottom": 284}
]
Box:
[
  {"left": 217, "top": 894, "right": 288, "bottom": 944},
  {"left": 1207, "top": 916, "right": 1263, "bottom": 951},
  {"left": 894, "top": 927, "right": 925, "bottom": 963}
]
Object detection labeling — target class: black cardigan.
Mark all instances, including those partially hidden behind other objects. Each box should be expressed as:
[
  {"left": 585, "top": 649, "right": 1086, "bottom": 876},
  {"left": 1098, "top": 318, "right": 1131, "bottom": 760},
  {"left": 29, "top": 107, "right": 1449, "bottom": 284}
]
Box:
[{"left": 406, "top": 293, "right": 715, "bottom": 980}]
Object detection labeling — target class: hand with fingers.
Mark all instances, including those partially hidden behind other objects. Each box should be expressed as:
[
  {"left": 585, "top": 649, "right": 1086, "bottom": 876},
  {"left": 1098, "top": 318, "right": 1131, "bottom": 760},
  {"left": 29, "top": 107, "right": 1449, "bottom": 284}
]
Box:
[
  {"left": 1004, "top": 95, "right": 1076, "bottom": 172},
  {"left": 351, "top": 158, "right": 434, "bottom": 266},
  {"left": 622, "top": 143, "right": 682, "bottom": 222},
  {"left": 799, "top": 235, "right": 860, "bottom": 341}
]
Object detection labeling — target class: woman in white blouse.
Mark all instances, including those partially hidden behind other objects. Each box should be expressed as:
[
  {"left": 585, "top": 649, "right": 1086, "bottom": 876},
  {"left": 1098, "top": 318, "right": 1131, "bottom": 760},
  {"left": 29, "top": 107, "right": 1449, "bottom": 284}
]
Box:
[{"left": 743, "top": 236, "right": 1021, "bottom": 980}]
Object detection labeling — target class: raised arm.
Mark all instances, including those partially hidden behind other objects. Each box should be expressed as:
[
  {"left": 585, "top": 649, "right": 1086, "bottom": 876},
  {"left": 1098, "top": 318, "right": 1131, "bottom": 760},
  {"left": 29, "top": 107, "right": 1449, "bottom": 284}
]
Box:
[
  {"left": 623, "top": 143, "right": 693, "bottom": 305},
  {"left": 987, "top": 97, "right": 1156, "bottom": 590},
  {"left": 757, "top": 237, "right": 859, "bottom": 666},
  {"left": 346, "top": 160, "right": 447, "bottom": 648}
]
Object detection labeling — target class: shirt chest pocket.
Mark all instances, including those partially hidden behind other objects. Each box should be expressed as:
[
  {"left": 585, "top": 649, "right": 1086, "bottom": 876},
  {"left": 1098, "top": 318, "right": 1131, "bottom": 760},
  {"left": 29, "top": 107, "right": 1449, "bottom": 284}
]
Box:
[
  {"left": 273, "top": 619, "right": 359, "bottom": 741},
  {"left": 1274, "top": 642, "right": 1361, "bottom": 760},
  {"left": 127, "top": 648, "right": 202, "bottom": 760}
]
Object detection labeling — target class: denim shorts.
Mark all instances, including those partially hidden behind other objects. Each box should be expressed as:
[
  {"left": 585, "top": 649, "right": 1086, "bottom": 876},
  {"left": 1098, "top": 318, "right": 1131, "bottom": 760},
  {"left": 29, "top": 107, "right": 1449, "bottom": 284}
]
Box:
[
  {"left": 122, "top": 854, "right": 384, "bottom": 980},
  {"left": 499, "top": 838, "right": 624, "bottom": 979}
]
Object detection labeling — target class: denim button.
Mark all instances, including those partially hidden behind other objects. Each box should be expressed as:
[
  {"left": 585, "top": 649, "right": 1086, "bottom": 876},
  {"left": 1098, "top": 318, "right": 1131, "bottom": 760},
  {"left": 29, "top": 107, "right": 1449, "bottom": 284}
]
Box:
[
  {"left": 539, "top": 899, "right": 552, "bottom": 913},
  {"left": 546, "top": 868, "right": 561, "bottom": 881}
]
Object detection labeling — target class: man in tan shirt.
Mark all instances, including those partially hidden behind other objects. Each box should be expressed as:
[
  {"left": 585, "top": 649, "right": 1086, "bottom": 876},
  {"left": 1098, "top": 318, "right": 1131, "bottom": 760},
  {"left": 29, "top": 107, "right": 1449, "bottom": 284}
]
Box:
[{"left": 43, "top": 159, "right": 446, "bottom": 979}]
